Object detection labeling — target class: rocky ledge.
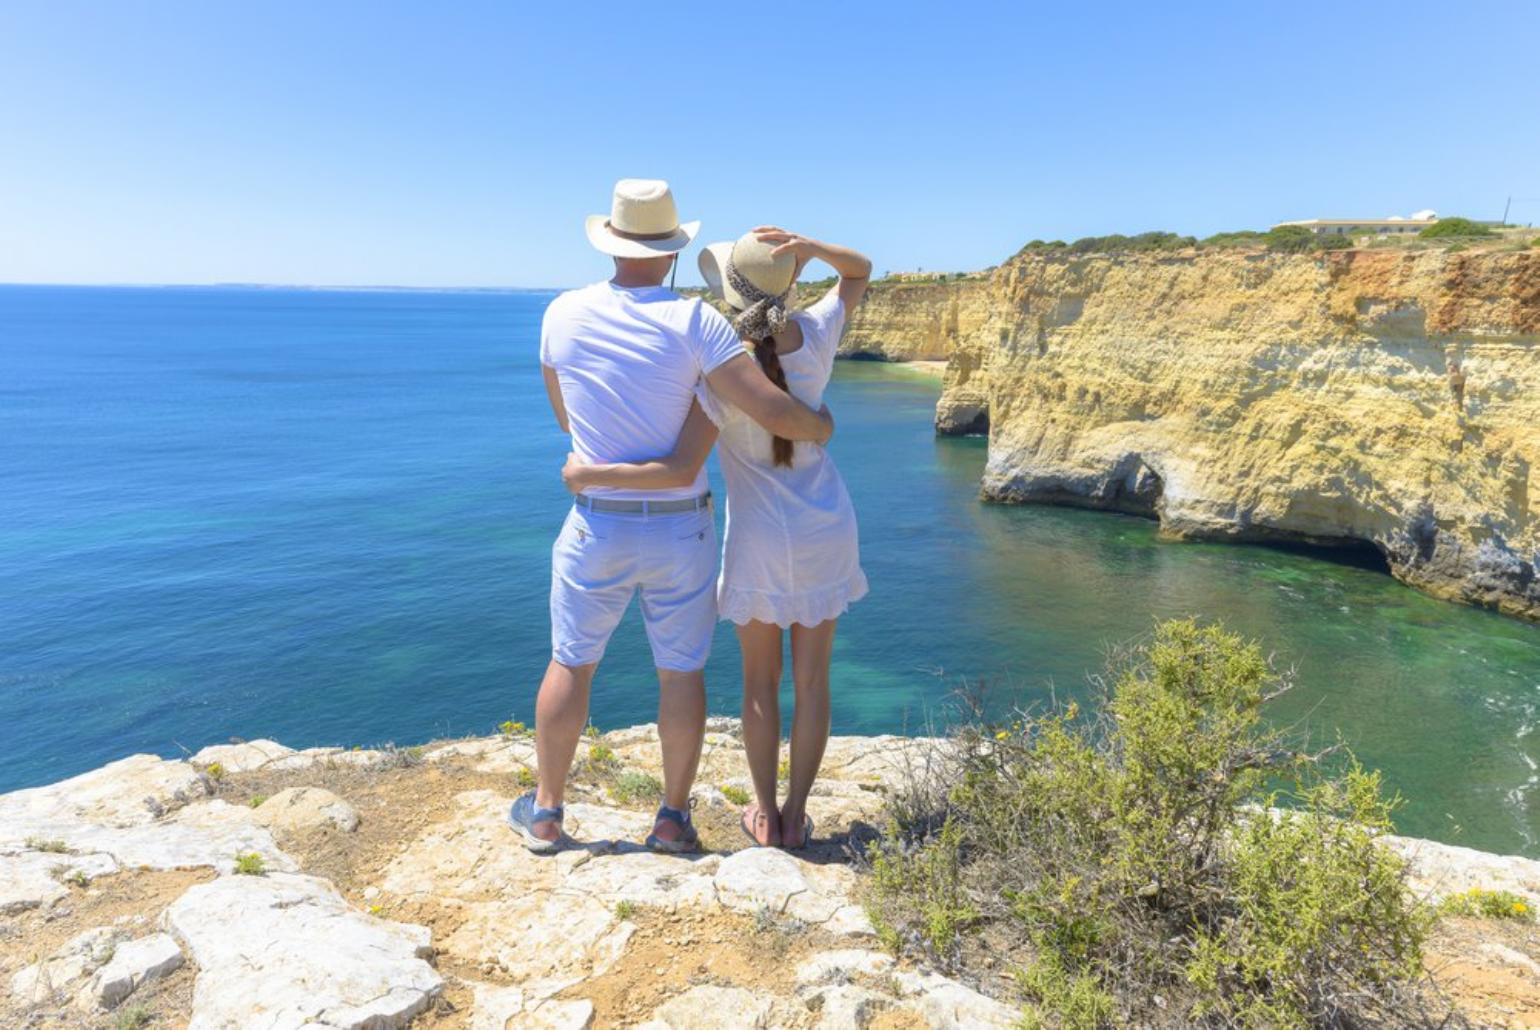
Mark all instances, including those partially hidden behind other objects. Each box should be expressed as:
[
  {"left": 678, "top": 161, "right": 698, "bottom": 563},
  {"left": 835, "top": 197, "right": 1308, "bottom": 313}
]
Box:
[{"left": 4, "top": 725, "right": 1540, "bottom": 1028}]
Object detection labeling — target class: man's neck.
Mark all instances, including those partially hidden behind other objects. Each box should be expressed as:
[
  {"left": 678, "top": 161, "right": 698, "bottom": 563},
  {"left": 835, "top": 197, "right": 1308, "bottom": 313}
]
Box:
[{"left": 610, "top": 270, "right": 668, "bottom": 289}]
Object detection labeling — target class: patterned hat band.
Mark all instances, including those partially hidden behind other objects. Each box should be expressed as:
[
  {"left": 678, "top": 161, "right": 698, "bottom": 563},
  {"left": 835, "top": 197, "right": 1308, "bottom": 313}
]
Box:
[{"left": 726, "top": 259, "right": 790, "bottom": 340}]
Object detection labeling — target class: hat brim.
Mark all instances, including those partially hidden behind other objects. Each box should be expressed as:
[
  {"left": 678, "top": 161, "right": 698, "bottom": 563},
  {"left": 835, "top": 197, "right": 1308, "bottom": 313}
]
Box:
[
  {"left": 698, "top": 241, "right": 750, "bottom": 310},
  {"left": 585, "top": 215, "right": 700, "bottom": 258}
]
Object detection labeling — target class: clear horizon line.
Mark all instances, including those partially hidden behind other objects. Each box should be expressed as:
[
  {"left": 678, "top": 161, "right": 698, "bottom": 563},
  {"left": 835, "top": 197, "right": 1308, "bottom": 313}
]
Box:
[{"left": 0, "top": 280, "right": 574, "bottom": 293}]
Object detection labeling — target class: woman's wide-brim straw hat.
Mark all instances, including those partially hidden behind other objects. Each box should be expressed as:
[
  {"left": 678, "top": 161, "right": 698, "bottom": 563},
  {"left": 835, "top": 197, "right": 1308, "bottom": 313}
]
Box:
[
  {"left": 698, "top": 233, "right": 796, "bottom": 312},
  {"left": 585, "top": 178, "right": 701, "bottom": 259}
]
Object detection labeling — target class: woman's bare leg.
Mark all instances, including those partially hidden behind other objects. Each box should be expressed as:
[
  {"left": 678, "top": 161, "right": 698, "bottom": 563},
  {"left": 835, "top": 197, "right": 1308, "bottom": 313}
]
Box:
[
  {"left": 737, "top": 620, "right": 785, "bottom": 846},
  {"left": 781, "top": 619, "right": 837, "bottom": 847}
]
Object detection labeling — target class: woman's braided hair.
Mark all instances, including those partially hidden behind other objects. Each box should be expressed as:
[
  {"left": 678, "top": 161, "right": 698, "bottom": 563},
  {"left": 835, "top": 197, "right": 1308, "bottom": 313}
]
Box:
[{"left": 726, "top": 260, "right": 795, "bottom": 467}]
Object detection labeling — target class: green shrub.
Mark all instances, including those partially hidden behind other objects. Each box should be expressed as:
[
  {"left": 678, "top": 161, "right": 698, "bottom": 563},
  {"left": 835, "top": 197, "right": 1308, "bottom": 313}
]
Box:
[
  {"left": 514, "top": 766, "right": 537, "bottom": 789},
  {"left": 1438, "top": 887, "right": 1534, "bottom": 921},
  {"left": 865, "top": 619, "right": 1434, "bottom": 1027},
  {"left": 720, "top": 784, "right": 751, "bottom": 806},
  {"left": 588, "top": 743, "right": 616, "bottom": 766},
  {"left": 1419, "top": 217, "right": 1494, "bottom": 239},
  {"left": 1064, "top": 231, "right": 1196, "bottom": 256},
  {"left": 234, "top": 852, "right": 266, "bottom": 876},
  {"left": 25, "top": 836, "right": 71, "bottom": 854},
  {"left": 115, "top": 1005, "right": 153, "bottom": 1030},
  {"left": 204, "top": 762, "right": 225, "bottom": 782},
  {"left": 1199, "top": 229, "right": 1267, "bottom": 248},
  {"left": 247, "top": 795, "right": 268, "bottom": 808},
  {"left": 615, "top": 900, "right": 638, "bottom": 920},
  {"left": 499, "top": 719, "right": 527, "bottom": 737},
  {"left": 610, "top": 771, "right": 663, "bottom": 806}
]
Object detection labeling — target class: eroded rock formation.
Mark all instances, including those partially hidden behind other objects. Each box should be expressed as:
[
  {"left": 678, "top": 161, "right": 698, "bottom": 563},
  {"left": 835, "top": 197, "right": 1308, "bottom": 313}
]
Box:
[{"left": 848, "top": 246, "right": 1540, "bottom": 619}]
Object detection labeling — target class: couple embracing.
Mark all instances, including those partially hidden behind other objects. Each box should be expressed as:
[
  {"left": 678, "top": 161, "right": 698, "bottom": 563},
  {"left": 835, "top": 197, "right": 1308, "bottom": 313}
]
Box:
[{"left": 511, "top": 179, "right": 871, "bottom": 853}]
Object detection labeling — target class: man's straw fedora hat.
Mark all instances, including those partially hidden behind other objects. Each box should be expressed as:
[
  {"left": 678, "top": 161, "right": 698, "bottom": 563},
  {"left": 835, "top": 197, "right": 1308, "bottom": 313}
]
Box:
[
  {"left": 585, "top": 179, "right": 701, "bottom": 259},
  {"left": 698, "top": 233, "right": 796, "bottom": 312}
]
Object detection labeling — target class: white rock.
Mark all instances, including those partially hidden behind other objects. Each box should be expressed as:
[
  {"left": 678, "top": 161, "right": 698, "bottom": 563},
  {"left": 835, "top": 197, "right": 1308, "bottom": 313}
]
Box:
[
  {"left": 0, "top": 849, "right": 118, "bottom": 914},
  {"left": 191, "top": 739, "right": 295, "bottom": 773},
  {"left": 164, "top": 872, "right": 440, "bottom": 1029},
  {"left": 0, "top": 754, "right": 208, "bottom": 836},
  {"left": 806, "top": 983, "right": 893, "bottom": 1028},
  {"left": 891, "top": 969, "right": 1020, "bottom": 1028},
  {"left": 84, "top": 931, "right": 184, "bottom": 1010},
  {"left": 795, "top": 949, "right": 895, "bottom": 985},
  {"left": 714, "top": 847, "right": 811, "bottom": 915},
  {"left": 10, "top": 926, "right": 125, "bottom": 1004},
  {"left": 265, "top": 746, "right": 392, "bottom": 772},
  {"left": 251, "top": 786, "right": 360, "bottom": 834},
  {"left": 443, "top": 893, "right": 633, "bottom": 983},
  {"left": 526, "top": 998, "right": 596, "bottom": 1029},
  {"left": 470, "top": 982, "right": 526, "bottom": 1030},
  {"left": 644, "top": 984, "right": 774, "bottom": 1028},
  {"left": 1385, "top": 834, "right": 1540, "bottom": 905}
]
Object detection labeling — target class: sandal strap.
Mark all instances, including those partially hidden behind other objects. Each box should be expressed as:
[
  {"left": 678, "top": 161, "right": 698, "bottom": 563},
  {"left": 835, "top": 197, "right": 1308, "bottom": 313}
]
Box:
[{"left": 655, "top": 804, "right": 692, "bottom": 828}]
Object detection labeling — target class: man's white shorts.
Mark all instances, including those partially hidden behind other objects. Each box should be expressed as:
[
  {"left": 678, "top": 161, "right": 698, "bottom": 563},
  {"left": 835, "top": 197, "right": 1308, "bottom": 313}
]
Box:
[{"left": 550, "top": 504, "right": 718, "bottom": 672}]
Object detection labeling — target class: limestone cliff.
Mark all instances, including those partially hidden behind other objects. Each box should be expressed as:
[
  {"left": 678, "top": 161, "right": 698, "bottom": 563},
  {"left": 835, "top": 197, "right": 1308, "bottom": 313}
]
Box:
[
  {"left": 868, "top": 245, "right": 1540, "bottom": 619},
  {"left": 830, "top": 276, "right": 994, "bottom": 365}
]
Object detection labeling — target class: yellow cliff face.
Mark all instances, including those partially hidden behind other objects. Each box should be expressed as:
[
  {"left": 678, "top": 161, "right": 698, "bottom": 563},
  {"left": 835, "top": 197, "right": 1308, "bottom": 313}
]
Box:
[{"left": 858, "top": 246, "right": 1540, "bottom": 619}]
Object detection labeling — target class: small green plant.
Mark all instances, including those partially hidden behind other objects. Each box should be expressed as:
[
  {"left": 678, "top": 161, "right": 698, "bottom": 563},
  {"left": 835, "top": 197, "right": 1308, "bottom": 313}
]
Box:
[
  {"left": 115, "top": 1005, "right": 153, "bottom": 1030},
  {"left": 588, "top": 743, "right": 616, "bottom": 766},
  {"left": 777, "top": 758, "right": 791, "bottom": 781},
  {"left": 1419, "top": 216, "right": 1494, "bottom": 240},
  {"left": 499, "top": 720, "right": 527, "bottom": 738},
  {"left": 248, "top": 794, "right": 268, "bottom": 808},
  {"left": 585, "top": 723, "right": 600, "bottom": 739},
  {"left": 610, "top": 772, "right": 663, "bottom": 806},
  {"left": 615, "top": 900, "right": 637, "bottom": 920},
  {"left": 1438, "top": 887, "right": 1534, "bottom": 921},
  {"left": 720, "top": 784, "right": 751, "bottom": 806},
  {"left": 58, "top": 867, "right": 91, "bottom": 888},
  {"left": 25, "top": 836, "right": 71, "bottom": 854},
  {"left": 204, "top": 762, "right": 225, "bottom": 782},
  {"left": 233, "top": 852, "right": 266, "bottom": 876},
  {"left": 514, "top": 766, "right": 537, "bottom": 789}
]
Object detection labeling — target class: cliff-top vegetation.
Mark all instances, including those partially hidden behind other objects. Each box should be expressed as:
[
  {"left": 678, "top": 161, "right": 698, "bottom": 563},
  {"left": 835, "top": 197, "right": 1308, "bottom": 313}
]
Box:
[{"left": 866, "top": 619, "right": 1449, "bottom": 1027}]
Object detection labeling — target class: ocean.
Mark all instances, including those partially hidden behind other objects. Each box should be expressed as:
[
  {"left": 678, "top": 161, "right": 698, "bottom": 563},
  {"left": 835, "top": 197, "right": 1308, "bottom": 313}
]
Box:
[{"left": 3, "top": 285, "right": 1539, "bottom": 855}]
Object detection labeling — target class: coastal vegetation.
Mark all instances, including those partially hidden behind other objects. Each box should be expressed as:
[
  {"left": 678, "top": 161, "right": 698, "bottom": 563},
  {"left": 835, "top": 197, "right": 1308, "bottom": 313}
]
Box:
[
  {"left": 865, "top": 619, "right": 1437, "bottom": 1027},
  {"left": 1419, "top": 216, "right": 1494, "bottom": 240}
]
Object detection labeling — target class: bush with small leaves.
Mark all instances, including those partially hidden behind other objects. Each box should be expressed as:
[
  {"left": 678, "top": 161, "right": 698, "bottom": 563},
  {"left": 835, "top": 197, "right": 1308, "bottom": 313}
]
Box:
[
  {"left": 234, "top": 852, "right": 266, "bottom": 876},
  {"left": 115, "top": 1005, "right": 153, "bottom": 1030},
  {"left": 26, "top": 837, "right": 71, "bottom": 854},
  {"left": 1419, "top": 217, "right": 1494, "bottom": 239},
  {"left": 720, "top": 784, "right": 751, "bottom": 806},
  {"left": 205, "top": 762, "right": 225, "bottom": 782},
  {"left": 615, "top": 900, "right": 637, "bottom": 920},
  {"left": 865, "top": 619, "right": 1436, "bottom": 1027},
  {"left": 610, "top": 772, "right": 662, "bottom": 806},
  {"left": 248, "top": 795, "right": 268, "bottom": 809}
]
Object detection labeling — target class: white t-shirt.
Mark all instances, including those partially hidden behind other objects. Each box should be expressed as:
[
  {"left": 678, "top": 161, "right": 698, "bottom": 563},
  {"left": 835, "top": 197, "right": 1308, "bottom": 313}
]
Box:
[{"left": 540, "top": 281, "right": 744, "bottom": 500}]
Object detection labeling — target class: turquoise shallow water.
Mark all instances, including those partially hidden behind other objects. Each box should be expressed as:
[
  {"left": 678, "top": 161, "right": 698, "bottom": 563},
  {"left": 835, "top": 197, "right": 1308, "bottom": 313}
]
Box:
[{"left": 3, "top": 285, "right": 1538, "bottom": 855}]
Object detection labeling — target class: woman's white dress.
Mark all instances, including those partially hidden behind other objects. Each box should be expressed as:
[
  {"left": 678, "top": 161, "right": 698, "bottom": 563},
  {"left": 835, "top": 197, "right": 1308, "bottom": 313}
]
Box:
[{"left": 698, "top": 288, "right": 868, "bottom": 627}]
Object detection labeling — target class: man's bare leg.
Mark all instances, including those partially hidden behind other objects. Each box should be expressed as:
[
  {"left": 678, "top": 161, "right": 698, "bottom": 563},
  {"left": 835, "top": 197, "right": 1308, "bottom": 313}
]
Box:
[
  {"left": 533, "top": 658, "right": 595, "bottom": 843},
  {"left": 653, "top": 667, "right": 706, "bottom": 843}
]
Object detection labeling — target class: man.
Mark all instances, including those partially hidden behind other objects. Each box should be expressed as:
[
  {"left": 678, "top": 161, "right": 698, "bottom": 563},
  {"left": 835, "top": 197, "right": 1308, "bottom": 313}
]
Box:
[{"left": 510, "top": 179, "right": 833, "bottom": 853}]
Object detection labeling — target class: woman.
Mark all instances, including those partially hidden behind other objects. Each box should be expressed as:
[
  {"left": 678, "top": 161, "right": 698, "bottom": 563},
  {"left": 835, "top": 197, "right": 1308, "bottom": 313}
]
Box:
[{"left": 561, "top": 227, "right": 871, "bottom": 848}]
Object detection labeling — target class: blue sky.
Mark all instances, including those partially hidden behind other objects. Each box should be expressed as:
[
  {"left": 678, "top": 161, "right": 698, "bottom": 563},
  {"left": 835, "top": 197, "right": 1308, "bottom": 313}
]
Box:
[{"left": 1, "top": 1, "right": 1535, "bottom": 288}]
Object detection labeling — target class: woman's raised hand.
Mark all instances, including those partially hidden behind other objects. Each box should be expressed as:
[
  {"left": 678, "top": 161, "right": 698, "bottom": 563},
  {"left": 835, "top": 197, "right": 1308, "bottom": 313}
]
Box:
[{"left": 753, "top": 226, "right": 819, "bottom": 275}]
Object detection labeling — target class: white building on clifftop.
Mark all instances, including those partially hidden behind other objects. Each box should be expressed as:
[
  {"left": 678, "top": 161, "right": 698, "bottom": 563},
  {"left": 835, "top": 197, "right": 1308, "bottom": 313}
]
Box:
[{"left": 1272, "top": 210, "right": 1438, "bottom": 236}]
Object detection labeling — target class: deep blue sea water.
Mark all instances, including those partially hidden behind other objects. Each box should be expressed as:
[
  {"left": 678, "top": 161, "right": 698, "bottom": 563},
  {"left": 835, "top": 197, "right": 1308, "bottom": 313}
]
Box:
[{"left": 4, "top": 285, "right": 1539, "bottom": 855}]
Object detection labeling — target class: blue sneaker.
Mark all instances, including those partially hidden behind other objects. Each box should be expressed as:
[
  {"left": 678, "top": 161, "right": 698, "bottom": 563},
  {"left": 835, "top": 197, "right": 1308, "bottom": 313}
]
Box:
[{"left": 508, "top": 791, "right": 565, "bottom": 854}]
